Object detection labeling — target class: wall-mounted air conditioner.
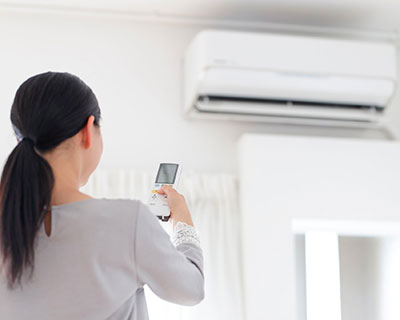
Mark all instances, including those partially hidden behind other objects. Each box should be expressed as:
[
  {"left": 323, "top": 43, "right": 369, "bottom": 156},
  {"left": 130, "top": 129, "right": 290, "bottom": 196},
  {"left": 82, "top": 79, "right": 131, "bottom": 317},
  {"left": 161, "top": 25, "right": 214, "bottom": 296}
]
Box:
[{"left": 183, "top": 30, "right": 397, "bottom": 127}]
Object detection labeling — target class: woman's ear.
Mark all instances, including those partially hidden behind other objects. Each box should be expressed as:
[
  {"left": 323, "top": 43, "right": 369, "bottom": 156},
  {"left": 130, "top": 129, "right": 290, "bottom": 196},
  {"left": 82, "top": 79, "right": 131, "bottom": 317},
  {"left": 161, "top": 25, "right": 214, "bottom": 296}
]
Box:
[{"left": 82, "top": 115, "right": 95, "bottom": 150}]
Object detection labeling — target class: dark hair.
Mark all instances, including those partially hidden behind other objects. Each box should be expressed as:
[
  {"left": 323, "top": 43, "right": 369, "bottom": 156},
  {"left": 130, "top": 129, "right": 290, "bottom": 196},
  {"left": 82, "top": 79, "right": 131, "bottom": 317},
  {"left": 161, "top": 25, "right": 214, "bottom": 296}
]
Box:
[{"left": 0, "top": 72, "right": 101, "bottom": 289}]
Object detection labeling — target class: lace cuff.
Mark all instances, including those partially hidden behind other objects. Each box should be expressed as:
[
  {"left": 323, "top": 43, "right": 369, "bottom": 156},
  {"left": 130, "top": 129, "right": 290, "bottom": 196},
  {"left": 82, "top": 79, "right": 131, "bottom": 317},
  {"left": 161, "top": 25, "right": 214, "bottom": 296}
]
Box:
[{"left": 171, "top": 221, "right": 201, "bottom": 248}]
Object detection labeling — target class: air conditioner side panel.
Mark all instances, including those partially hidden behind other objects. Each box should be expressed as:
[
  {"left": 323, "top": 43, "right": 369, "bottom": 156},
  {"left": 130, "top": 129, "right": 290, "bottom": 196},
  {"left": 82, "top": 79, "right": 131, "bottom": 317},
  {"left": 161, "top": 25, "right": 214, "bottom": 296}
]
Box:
[{"left": 183, "top": 31, "right": 211, "bottom": 116}]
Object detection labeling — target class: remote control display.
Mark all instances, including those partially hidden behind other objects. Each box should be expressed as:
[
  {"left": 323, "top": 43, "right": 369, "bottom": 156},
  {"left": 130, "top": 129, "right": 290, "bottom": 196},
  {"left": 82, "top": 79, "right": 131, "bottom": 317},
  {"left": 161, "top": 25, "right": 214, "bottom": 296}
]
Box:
[{"left": 155, "top": 164, "right": 178, "bottom": 184}]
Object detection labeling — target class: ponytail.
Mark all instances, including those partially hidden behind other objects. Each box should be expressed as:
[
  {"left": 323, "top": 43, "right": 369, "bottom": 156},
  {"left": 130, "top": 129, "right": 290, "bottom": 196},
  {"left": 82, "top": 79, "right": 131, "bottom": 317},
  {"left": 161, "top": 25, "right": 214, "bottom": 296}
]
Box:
[{"left": 0, "top": 138, "right": 54, "bottom": 289}]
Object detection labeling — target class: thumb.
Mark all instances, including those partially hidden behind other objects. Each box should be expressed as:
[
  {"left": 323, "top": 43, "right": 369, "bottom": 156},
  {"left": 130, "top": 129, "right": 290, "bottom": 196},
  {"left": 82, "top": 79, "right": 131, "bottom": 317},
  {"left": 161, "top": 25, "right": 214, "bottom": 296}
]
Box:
[{"left": 157, "top": 185, "right": 171, "bottom": 195}]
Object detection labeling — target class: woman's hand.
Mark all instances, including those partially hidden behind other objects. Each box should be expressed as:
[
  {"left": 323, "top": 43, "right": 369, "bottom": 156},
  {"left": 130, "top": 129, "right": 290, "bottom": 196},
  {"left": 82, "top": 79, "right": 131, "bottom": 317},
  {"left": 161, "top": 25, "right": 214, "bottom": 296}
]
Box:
[{"left": 157, "top": 185, "right": 194, "bottom": 230}]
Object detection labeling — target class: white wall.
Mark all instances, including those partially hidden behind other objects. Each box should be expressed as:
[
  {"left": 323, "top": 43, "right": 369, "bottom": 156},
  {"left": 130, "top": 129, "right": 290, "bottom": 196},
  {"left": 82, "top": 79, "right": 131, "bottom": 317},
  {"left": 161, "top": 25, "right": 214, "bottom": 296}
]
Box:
[
  {"left": 238, "top": 134, "right": 400, "bottom": 320},
  {"left": 339, "top": 236, "right": 382, "bottom": 320},
  {"left": 0, "top": 10, "right": 399, "bottom": 176}
]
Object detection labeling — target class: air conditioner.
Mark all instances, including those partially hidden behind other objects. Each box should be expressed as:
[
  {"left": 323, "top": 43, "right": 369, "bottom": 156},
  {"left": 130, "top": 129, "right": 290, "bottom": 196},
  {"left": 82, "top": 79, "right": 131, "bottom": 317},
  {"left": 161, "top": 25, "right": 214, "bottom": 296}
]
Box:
[{"left": 183, "top": 30, "right": 397, "bottom": 127}]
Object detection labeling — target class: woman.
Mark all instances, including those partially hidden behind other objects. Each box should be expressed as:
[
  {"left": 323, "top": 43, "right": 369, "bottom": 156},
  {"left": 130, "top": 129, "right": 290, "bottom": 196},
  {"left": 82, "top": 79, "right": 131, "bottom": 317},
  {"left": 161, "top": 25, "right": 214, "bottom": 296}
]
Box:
[{"left": 0, "top": 72, "right": 204, "bottom": 319}]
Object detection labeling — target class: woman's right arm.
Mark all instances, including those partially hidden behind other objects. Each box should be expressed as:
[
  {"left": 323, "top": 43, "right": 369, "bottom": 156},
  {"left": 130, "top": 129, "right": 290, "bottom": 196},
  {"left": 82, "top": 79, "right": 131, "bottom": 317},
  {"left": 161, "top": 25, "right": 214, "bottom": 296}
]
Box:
[{"left": 134, "top": 195, "right": 204, "bottom": 306}]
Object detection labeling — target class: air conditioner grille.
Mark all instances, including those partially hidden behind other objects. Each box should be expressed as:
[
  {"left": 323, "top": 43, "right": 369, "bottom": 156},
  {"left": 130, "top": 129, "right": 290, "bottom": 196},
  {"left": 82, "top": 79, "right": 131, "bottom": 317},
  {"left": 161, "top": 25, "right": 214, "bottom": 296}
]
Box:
[{"left": 198, "top": 95, "right": 384, "bottom": 112}]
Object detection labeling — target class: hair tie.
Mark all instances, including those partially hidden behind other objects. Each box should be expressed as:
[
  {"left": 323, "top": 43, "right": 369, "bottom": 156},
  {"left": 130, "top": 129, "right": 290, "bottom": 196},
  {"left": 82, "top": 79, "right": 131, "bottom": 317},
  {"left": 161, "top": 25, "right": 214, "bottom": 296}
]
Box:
[{"left": 21, "top": 137, "right": 36, "bottom": 146}]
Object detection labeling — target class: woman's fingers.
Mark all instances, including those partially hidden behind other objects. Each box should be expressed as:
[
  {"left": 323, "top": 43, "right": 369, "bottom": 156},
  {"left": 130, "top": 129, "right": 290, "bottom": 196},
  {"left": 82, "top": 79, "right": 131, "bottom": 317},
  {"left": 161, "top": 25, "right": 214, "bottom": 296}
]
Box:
[
  {"left": 156, "top": 185, "right": 194, "bottom": 228},
  {"left": 157, "top": 185, "right": 175, "bottom": 195}
]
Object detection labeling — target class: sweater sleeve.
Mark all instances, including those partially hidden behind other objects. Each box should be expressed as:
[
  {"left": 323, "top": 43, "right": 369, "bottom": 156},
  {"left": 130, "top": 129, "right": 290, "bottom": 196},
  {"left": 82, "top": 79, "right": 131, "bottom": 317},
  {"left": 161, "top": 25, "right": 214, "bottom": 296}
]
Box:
[{"left": 134, "top": 201, "right": 205, "bottom": 306}]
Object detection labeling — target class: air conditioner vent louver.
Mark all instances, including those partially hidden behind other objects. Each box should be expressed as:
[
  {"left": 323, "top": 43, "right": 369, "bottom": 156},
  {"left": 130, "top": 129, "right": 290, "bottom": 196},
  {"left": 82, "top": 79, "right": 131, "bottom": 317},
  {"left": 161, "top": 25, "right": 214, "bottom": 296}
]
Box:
[{"left": 198, "top": 95, "right": 384, "bottom": 112}]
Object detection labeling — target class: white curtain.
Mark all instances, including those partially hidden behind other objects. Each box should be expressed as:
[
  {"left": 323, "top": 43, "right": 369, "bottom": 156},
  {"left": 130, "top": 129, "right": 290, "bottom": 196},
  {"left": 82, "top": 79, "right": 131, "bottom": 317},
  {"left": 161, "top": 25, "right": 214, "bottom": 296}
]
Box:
[{"left": 81, "top": 169, "right": 245, "bottom": 320}]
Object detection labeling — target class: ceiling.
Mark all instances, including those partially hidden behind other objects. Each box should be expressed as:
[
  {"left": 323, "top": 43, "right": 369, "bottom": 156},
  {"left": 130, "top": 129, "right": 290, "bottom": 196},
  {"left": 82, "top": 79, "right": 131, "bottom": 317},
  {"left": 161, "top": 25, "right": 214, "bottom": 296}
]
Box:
[{"left": 1, "top": 0, "right": 400, "bottom": 34}]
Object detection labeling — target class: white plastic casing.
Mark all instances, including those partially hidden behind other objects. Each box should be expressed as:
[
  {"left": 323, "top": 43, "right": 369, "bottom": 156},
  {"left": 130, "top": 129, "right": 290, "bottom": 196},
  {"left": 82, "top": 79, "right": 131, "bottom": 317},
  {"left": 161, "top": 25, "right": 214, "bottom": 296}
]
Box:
[
  {"left": 148, "top": 163, "right": 182, "bottom": 221},
  {"left": 183, "top": 29, "right": 397, "bottom": 127}
]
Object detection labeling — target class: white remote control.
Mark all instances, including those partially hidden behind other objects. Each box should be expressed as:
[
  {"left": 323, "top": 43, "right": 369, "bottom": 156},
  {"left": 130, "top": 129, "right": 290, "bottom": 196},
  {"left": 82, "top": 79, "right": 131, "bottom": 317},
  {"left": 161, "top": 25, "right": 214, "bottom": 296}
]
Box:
[{"left": 148, "top": 163, "right": 182, "bottom": 221}]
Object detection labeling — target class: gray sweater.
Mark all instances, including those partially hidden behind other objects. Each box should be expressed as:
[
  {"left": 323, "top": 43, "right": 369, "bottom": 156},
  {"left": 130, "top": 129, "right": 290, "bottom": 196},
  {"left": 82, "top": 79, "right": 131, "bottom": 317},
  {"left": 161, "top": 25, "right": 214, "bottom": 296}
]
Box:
[{"left": 0, "top": 198, "right": 204, "bottom": 319}]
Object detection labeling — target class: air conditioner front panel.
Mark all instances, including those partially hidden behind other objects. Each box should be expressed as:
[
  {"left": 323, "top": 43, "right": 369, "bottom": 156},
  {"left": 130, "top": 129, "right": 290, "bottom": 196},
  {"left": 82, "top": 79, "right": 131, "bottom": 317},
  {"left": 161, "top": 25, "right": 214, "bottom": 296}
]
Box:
[
  {"left": 197, "top": 30, "right": 397, "bottom": 79},
  {"left": 198, "top": 67, "right": 395, "bottom": 107}
]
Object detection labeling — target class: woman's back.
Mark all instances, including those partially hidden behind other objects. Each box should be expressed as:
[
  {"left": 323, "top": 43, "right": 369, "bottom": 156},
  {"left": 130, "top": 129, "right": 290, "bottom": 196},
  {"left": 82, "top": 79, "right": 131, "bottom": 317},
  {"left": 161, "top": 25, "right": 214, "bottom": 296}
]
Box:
[
  {"left": 0, "top": 198, "right": 204, "bottom": 319},
  {"left": 0, "top": 72, "right": 204, "bottom": 318}
]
